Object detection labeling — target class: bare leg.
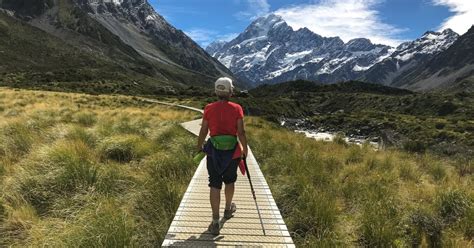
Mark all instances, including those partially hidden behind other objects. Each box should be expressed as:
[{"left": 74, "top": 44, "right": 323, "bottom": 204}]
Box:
[
  {"left": 210, "top": 187, "right": 221, "bottom": 220},
  {"left": 225, "top": 183, "right": 235, "bottom": 210}
]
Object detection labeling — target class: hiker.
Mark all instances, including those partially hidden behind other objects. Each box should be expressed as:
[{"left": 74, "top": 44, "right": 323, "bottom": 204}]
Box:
[{"left": 196, "top": 77, "right": 248, "bottom": 236}]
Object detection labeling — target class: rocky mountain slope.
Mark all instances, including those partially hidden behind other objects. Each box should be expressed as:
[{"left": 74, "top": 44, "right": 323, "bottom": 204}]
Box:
[
  {"left": 361, "top": 29, "right": 459, "bottom": 87},
  {"left": 0, "top": 0, "right": 238, "bottom": 93},
  {"left": 207, "top": 14, "right": 461, "bottom": 91},
  {"left": 393, "top": 26, "right": 474, "bottom": 92}
]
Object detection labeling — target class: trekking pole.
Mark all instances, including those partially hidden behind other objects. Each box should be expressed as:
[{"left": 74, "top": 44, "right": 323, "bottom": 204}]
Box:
[{"left": 243, "top": 156, "right": 266, "bottom": 236}]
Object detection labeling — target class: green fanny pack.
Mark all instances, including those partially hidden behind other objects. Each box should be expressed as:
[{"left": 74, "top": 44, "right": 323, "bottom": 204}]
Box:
[{"left": 210, "top": 135, "right": 238, "bottom": 151}]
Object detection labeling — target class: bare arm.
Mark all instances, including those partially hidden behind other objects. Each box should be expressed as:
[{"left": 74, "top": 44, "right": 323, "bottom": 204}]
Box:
[
  {"left": 237, "top": 118, "right": 248, "bottom": 158},
  {"left": 197, "top": 118, "right": 209, "bottom": 152}
]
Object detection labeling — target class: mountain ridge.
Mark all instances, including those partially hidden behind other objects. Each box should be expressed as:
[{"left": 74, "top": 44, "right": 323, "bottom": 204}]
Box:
[
  {"left": 207, "top": 14, "right": 462, "bottom": 91},
  {"left": 0, "top": 0, "right": 243, "bottom": 92}
]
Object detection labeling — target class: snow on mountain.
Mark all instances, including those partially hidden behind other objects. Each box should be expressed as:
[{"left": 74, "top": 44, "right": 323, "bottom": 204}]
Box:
[
  {"left": 362, "top": 29, "right": 459, "bottom": 85},
  {"left": 207, "top": 14, "right": 459, "bottom": 87}
]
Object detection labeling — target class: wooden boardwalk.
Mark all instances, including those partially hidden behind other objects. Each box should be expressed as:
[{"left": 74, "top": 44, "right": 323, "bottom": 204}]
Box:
[{"left": 157, "top": 102, "right": 294, "bottom": 247}]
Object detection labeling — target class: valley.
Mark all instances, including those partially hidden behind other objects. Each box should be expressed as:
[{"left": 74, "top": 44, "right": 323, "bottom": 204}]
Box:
[{"left": 0, "top": 0, "right": 473, "bottom": 247}]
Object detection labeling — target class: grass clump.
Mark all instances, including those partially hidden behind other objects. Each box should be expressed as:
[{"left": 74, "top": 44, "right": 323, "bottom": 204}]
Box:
[
  {"left": 47, "top": 140, "right": 99, "bottom": 191},
  {"left": 62, "top": 199, "right": 137, "bottom": 248},
  {"left": 0, "top": 122, "right": 35, "bottom": 157},
  {"left": 73, "top": 111, "right": 97, "bottom": 127},
  {"left": 99, "top": 135, "right": 152, "bottom": 163},
  {"left": 437, "top": 189, "right": 472, "bottom": 224}
]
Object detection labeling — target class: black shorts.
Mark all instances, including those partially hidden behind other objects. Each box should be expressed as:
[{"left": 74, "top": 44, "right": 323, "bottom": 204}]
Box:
[{"left": 207, "top": 157, "right": 240, "bottom": 189}]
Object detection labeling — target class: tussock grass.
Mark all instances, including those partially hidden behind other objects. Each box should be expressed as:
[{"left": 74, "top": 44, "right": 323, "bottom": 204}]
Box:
[
  {"left": 246, "top": 117, "right": 473, "bottom": 247},
  {"left": 99, "top": 135, "right": 153, "bottom": 163},
  {"left": 0, "top": 87, "right": 196, "bottom": 246}
]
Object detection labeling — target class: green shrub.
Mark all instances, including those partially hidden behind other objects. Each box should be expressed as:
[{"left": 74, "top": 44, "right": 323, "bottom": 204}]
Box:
[
  {"left": 403, "top": 140, "right": 426, "bottom": 153},
  {"left": 458, "top": 206, "right": 474, "bottom": 239},
  {"left": 437, "top": 189, "right": 472, "bottom": 224},
  {"left": 74, "top": 111, "right": 97, "bottom": 127},
  {"left": 405, "top": 209, "right": 443, "bottom": 248},
  {"left": 99, "top": 135, "right": 152, "bottom": 163}
]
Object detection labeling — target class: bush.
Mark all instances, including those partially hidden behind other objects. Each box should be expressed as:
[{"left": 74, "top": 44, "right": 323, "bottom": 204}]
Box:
[
  {"left": 405, "top": 209, "right": 443, "bottom": 248},
  {"left": 459, "top": 207, "right": 474, "bottom": 239},
  {"left": 403, "top": 140, "right": 426, "bottom": 153},
  {"left": 437, "top": 189, "right": 472, "bottom": 224}
]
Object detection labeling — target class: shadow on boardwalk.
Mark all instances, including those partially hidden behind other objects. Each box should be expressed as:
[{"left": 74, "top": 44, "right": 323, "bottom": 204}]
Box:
[{"left": 165, "top": 218, "right": 250, "bottom": 247}]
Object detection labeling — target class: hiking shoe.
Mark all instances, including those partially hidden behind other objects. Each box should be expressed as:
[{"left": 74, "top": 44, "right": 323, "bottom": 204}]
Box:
[
  {"left": 208, "top": 221, "right": 220, "bottom": 236},
  {"left": 224, "top": 203, "right": 236, "bottom": 219}
]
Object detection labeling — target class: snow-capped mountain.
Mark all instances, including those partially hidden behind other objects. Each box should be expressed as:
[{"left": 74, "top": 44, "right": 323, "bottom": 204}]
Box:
[
  {"left": 207, "top": 14, "right": 459, "bottom": 88},
  {"left": 393, "top": 26, "right": 474, "bottom": 92},
  {"left": 206, "top": 14, "right": 392, "bottom": 86},
  {"left": 361, "top": 29, "right": 459, "bottom": 86}
]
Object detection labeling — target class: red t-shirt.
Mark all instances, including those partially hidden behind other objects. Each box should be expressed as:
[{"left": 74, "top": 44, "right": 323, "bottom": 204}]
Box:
[{"left": 203, "top": 101, "right": 244, "bottom": 137}]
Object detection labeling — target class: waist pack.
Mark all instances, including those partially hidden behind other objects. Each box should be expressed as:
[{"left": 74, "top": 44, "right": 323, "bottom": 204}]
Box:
[{"left": 210, "top": 135, "right": 238, "bottom": 151}]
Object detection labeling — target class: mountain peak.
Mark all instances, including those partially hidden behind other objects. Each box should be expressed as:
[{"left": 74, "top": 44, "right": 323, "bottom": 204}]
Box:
[
  {"left": 345, "top": 38, "right": 378, "bottom": 51},
  {"left": 246, "top": 14, "right": 287, "bottom": 34}
]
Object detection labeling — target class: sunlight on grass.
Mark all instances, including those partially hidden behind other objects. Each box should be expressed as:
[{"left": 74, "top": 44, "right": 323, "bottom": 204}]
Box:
[
  {"left": 0, "top": 87, "right": 197, "bottom": 246},
  {"left": 246, "top": 116, "right": 473, "bottom": 247}
]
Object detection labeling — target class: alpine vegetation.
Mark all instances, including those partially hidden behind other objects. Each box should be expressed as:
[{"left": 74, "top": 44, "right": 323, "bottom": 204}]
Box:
[{"left": 0, "top": 88, "right": 199, "bottom": 246}]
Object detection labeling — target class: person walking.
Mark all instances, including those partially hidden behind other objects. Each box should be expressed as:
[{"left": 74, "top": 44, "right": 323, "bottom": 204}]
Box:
[{"left": 196, "top": 77, "right": 248, "bottom": 236}]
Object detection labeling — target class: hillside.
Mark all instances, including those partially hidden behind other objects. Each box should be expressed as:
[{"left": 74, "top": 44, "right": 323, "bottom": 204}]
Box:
[
  {"left": 394, "top": 26, "right": 474, "bottom": 92},
  {"left": 0, "top": 11, "right": 169, "bottom": 95},
  {"left": 0, "top": 0, "right": 240, "bottom": 94}
]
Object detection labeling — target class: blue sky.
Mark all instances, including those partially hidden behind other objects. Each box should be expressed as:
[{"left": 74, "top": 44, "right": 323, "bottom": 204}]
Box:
[{"left": 151, "top": 0, "right": 474, "bottom": 47}]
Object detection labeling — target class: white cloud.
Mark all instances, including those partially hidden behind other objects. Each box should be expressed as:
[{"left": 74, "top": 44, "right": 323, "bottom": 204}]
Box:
[
  {"left": 185, "top": 29, "right": 238, "bottom": 47},
  {"left": 235, "top": 0, "right": 270, "bottom": 21},
  {"left": 275, "top": 0, "right": 407, "bottom": 46},
  {"left": 432, "top": 0, "right": 474, "bottom": 35}
]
